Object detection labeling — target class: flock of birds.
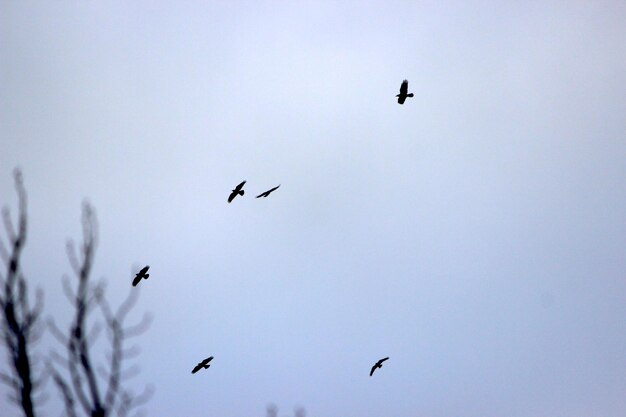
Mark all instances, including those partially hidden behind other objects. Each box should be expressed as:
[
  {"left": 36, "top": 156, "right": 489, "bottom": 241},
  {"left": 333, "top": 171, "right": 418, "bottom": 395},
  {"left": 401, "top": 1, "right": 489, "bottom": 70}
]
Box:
[
  {"left": 227, "top": 181, "right": 281, "bottom": 203},
  {"left": 131, "top": 80, "right": 415, "bottom": 377}
]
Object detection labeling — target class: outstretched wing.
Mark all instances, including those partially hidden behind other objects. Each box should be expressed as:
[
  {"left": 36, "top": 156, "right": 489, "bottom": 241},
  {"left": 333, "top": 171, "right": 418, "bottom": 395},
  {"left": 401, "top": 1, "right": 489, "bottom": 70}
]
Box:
[
  {"left": 370, "top": 364, "right": 377, "bottom": 376},
  {"left": 204, "top": 356, "right": 214, "bottom": 364},
  {"left": 228, "top": 190, "right": 237, "bottom": 203},
  {"left": 235, "top": 180, "right": 246, "bottom": 191},
  {"left": 256, "top": 185, "right": 280, "bottom": 198},
  {"left": 399, "top": 80, "right": 408, "bottom": 95},
  {"left": 379, "top": 357, "right": 389, "bottom": 364},
  {"left": 139, "top": 265, "right": 149, "bottom": 275},
  {"left": 191, "top": 364, "right": 202, "bottom": 374},
  {"left": 132, "top": 275, "right": 142, "bottom": 286},
  {"left": 397, "top": 95, "right": 406, "bottom": 104}
]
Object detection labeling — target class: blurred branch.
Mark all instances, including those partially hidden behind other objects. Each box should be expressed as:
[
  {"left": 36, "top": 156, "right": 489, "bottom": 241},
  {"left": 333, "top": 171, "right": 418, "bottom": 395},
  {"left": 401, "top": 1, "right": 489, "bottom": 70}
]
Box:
[
  {"left": 0, "top": 169, "right": 42, "bottom": 417},
  {"left": 49, "top": 203, "right": 151, "bottom": 417},
  {"left": 48, "top": 362, "right": 78, "bottom": 417}
]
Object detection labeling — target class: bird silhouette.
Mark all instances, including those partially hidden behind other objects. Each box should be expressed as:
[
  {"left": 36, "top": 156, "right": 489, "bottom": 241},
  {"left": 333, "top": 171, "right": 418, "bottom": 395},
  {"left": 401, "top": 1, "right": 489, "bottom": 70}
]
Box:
[
  {"left": 256, "top": 184, "right": 280, "bottom": 198},
  {"left": 396, "top": 80, "right": 414, "bottom": 104},
  {"left": 132, "top": 265, "right": 149, "bottom": 287},
  {"left": 228, "top": 180, "right": 246, "bottom": 203},
  {"left": 370, "top": 357, "right": 389, "bottom": 376},
  {"left": 191, "top": 356, "right": 214, "bottom": 374}
]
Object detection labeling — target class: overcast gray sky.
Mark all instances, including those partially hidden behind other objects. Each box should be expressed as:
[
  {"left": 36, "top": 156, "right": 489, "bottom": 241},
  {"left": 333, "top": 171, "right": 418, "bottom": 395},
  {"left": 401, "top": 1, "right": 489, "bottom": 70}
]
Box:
[{"left": 1, "top": 1, "right": 626, "bottom": 416}]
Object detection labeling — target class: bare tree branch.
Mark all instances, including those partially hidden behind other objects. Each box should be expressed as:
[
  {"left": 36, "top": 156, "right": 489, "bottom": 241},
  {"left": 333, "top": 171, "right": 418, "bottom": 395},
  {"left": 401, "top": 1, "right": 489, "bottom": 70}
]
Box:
[
  {"left": 2, "top": 206, "right": 17, "bottom": 244},
  {"left": 62, "top": 276, "right": 76, "bottom": 304},
  {"left": 47, "top": 363, "right": 78, "bottom": 417},
  {"left": 48, "top": 202, "right": 151, "bottom": 417},
  {"left": 0, "top": 237, "right": 10, "bottom": 267},
  {"left": 0, "top": 169, "right": 41, "bottom": 417},
  {"left": 47, "top": 318, "right": 69, "bottom": 346},
  {"left": 66, "top": 242, "right": 81, "bottom": 280},
  {"left": 122, "top": 313, "right": 152, "bottom": 339},
  {"left": 2, "top": 170, "right": 151, "bottom": 417}
]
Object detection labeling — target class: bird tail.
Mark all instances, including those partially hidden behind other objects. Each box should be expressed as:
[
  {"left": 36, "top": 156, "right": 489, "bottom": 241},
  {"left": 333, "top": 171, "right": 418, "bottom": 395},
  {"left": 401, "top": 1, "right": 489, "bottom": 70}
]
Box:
[
  {"left": 239, "top": 190, "right": 244, "bottom": 196},
  {"left": 204, "top": 364, "right": 210, "bottom": 369},
  {"left": 407, "top": 93, "right": 414, "bottom": 97},
  {"left": 145, "top": 274, "right": 149, "bottom": 279}
]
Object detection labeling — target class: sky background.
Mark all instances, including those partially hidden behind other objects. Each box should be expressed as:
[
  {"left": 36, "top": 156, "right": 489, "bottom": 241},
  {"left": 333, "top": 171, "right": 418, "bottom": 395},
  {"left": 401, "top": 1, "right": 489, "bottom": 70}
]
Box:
[{"left": 1, "top": 1, "right": 626, "bottom": 416}]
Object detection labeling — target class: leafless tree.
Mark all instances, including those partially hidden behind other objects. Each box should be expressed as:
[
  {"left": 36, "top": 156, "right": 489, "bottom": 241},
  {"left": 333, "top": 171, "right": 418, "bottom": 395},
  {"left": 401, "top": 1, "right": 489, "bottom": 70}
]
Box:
[
  {"left": 48, "top": 203, "right": 153, "bottom": 417},
  {"left": 1, "top": 170, "right": 151, "bottom": 417},
  {"left": 0, "top": 169, "right": 44, "bottom": 417}
]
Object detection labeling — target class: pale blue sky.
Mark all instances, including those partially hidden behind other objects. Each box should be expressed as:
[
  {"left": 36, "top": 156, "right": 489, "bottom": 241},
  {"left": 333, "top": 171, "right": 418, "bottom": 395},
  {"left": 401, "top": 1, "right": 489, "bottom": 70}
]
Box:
[{"left": 1, "top": 1, "right": 626, "bottom": 416}]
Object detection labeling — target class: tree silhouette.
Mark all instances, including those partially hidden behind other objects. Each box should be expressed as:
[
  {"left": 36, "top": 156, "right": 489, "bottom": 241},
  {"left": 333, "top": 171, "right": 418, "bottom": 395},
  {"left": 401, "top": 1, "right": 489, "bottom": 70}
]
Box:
[
  {"left": 1, "top": 171, "right": 152, "bottom": 417},
  {"left": 0, "top": 169, "right": 44, "bottom": 417},
  {"left": 47, "top": 203, "right": 153, "bottom": 417}
]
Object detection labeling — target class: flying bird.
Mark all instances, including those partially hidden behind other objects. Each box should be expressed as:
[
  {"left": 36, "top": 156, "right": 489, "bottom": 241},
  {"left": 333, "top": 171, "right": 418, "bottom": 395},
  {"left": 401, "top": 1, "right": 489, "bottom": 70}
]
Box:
[
  {"left": 256, "top": 184, "right": 280, "bottom": 198},
  {"left": 370, "top": 357, "right": 389, "bottom": 376},
  {"left": 191, "top": 356, "right": 214, "bottom": 374},
  {"left": 132, "top": 265, "right": 149, "bottom": 287},
  {"left": 228, "top": 180, "right": 246, "bottom": 203},
  {"left": 396, "top": 80, "right": 414, "bottom": 104}
]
